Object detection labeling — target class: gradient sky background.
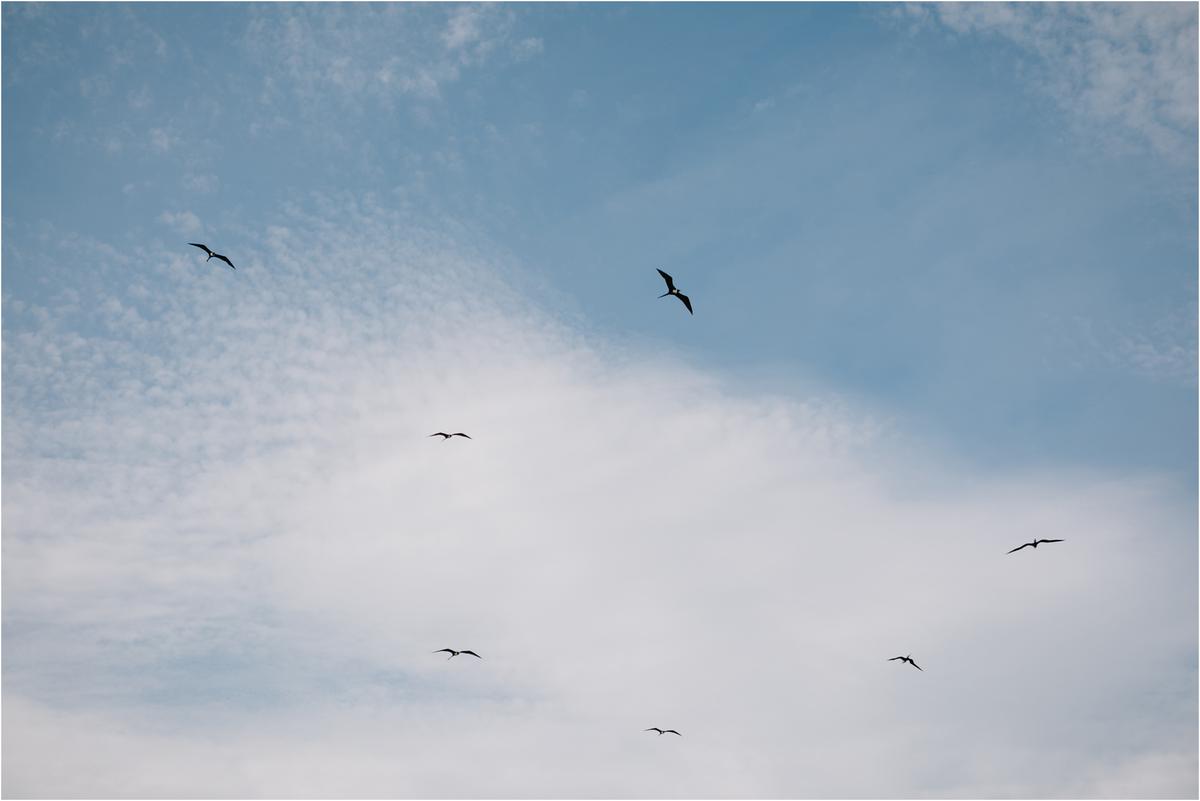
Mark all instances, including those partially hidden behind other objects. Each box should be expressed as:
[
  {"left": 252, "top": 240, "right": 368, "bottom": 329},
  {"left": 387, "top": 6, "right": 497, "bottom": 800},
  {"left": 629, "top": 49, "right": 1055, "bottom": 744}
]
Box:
[{"left": 3, "top": 3, "right": 1197, "bottom": 798}]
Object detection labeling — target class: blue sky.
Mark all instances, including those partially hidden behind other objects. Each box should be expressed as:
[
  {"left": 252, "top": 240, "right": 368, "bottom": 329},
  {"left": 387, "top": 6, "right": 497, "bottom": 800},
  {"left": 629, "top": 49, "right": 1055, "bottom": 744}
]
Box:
[
  {"left": 3, "top": 3, "right": 1196, "bottom": 798},
  {"left": 5, "top": 3, "right": 1196, "bottom": 483}
]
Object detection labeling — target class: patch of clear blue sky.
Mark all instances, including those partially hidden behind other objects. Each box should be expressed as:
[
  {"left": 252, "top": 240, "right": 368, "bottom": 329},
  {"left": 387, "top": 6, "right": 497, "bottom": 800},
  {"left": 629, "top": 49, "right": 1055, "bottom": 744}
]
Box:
[{"left": 3, "top": 3, "right": 1196, "bottom": 486}]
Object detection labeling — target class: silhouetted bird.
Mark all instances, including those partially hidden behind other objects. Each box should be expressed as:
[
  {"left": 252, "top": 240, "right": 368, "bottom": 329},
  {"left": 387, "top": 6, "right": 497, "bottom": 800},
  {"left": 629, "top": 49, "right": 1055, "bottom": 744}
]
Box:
[
  {"left": 1007, "top": 538, "right": 1064, "bottom": 554},
  {"left": 429, "top": 432, "right": 471, "bottom": 440},
  {"left": 888, "top": 654, "right": 922, "bottom": 671},
  {"left": 188, "top": 243, "right": 236, "bottom": 270},
  {"left": 644, "top": 727, "right": 682, "bottom": 736},
  {"left": 433, "top": 648, "right": 482, "bottom": 660},
  {"left": 656, "top": 269, "right": 693, "bottom": 315}
]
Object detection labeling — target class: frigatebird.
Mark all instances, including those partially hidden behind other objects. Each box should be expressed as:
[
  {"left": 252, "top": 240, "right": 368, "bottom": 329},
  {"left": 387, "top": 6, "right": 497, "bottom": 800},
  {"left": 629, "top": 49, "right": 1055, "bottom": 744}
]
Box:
[
  {"left": 188, "top": 243, "right": 236, "bottom": 270},
  {"left": 888, "top": 654, "right": 922, "bottom": 671},
  {"left": 433, "top": 648, "right": 482, "bottom": 660},
  {"left": 1007, "top": 538, "right": 1064, "bottom": 554},
  {"left": 656, "top": 269, "right": 692, "bottom": 315},
  {"left": 429, "top": 432, "right": 471, "bottom": 440},
  {"left": 644, "top": 728, "right": 682, "bottom": 736}
]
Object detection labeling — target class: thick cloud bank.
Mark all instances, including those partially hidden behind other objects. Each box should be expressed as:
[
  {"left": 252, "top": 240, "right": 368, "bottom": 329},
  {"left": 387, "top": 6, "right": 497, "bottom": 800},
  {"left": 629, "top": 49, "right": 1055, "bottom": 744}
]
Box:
[{"left": 3, "top": 201, "right": 1195, "bottom": 798}]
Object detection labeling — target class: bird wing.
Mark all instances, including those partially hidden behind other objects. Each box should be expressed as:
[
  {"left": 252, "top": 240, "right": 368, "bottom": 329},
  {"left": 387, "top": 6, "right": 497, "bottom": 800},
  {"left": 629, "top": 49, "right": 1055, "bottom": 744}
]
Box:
[
  {"left": 452, "top": 433, "right": 472, "bottom": 439},
  {"left": 643, "top": 728, "right": 661, "bottom": 733},
  {"left": 656, "top": 268, "right": 677, "bottom": 292},
  {"left": 676, "top": 292, "right": 693, "bottom": 314},
  {"left": 429, "top": 433, "right": 449, "bottom": 438},
  {"left": 1039, "top": 539, "right": 1064, "bottom": 544},
  {"left": 213, "top": 253, "right": 236, "bottom": 270},
  {"left": 1007, "top": 543, "right": 1032, "bottom": 554},
  {"left": 664, "top": 730, "right": 681, "bottom": 736},
  {"left": 910, "top": 661, "right": 923, "bottom": 671},
  {"left": 188, "top": 242, "right": 213, "bottom": 256},
  {"left": 460, "top": 650, "right": 482, "bottom": 658},
  {"left": 432, "top": 649, "right": 456, "bottom": 654},
  {"left": 888, "top": 656, "right": 905, "bottom": 661}
]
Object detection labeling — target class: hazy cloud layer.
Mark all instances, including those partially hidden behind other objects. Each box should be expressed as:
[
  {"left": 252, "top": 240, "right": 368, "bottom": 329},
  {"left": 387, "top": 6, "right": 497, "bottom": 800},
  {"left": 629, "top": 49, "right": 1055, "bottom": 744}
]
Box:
[{"left": 3, "top": 202, "right": 1195, "bottom": 798}]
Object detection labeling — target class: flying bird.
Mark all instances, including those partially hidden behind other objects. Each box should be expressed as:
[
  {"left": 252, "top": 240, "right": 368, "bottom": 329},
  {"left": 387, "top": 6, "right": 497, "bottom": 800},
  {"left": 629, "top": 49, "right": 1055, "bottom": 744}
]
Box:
[
  {"left": 1007, "top": 538, "right": 1064, "bottom": 554},
  {"left": 188, "top": 243, "right": 236, "bottom": 270},
  {"left": 644, "top": 728, "right": 682, "bottom": 736},
  {"left": 429, "top": 432, "right": 471, "bottom": 440},
  {"left": 656, "top": 268, "right": 693, "bottom": 315},
  {"left": 433, "top": 649, "right": 482, "bottom": 660},
  {"left": 888, "top": 654, "right": 923, "bottom": 671}
]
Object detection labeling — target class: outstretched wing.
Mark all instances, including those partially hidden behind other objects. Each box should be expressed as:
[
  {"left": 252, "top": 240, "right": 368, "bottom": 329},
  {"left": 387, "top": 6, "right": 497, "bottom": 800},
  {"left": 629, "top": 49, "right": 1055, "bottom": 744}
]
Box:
[
  {"left": 676, "top": 292, "right": 693, "bottom": 315},
  {"left": 460, "top": 650, "right": 482, "bottom": 659},
  {"left": 663, "top": 730, "right": 682, "bottom": 736},
  {"left": 451, "top": 433, "right": 472, "bottom": 439},
  {"left": 432, "top": 649, "right": 456, "bottom": 655},
  {"left": 656, "top": 268, "right": 677, "bottom": 292},
  {"left": 1007, "top": 543, "right": 1032, "bottom": 554},
  {"left": 1038, "top": 539, "right": 1064, "bottom": 544},
  {"left": 188, "top": 242, "right": 213, "bottom": 256},
  {"left": 429, "top": 433, "right": 450, "bottom": 438},
  {"left": 888, "top": 656, "right": 905, "bottom": 661},
  {"left": 643, "top": 728, "right": 662, "bottom": 733},
  {"left": 213, "top": 253, "right": 236, "bottom": 270},
  {"left": 909, "top": 661, "right": 923, "bottom": 671}
]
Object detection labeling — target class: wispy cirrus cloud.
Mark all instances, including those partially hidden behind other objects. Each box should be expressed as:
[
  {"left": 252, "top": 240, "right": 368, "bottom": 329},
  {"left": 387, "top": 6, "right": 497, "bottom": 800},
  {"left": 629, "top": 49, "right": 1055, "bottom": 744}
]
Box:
[
  {"left": 1115, "top": 308, "right": 1198, "bottom": 383},
  {"left": 902, "top": 2, "right": 1198, "bottom": 161},
  {"left": 3, "top": 199, "right": 1194, "bottom": 798},
  {"left": 1053, "top": 307, "right": 1198, "bottom": 385}
]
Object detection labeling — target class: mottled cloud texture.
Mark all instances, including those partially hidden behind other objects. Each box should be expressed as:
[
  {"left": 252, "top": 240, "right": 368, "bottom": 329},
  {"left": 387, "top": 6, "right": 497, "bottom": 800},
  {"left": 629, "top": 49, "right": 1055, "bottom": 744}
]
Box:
[
  {"left": 3, "top": 200, "right": 1195, "bottom": 797},
  {"left": 246, "top": 4, "right": 537, "bottom": 109},
  {"left": 905, "top": 2, "right": 1197, "bottom": 160}
]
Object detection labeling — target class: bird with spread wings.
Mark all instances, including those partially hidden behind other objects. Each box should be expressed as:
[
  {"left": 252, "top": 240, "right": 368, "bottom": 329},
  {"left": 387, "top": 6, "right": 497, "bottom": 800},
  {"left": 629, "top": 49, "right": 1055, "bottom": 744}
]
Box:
[
  {"left": 888, "top": 654, "right": 923, "bottom": 671},
  {"left": 188, "top": 242, "right": 236, "bottom": 270},
  {"left": 433, "top": 648, "right": 482, "bottom": 660},
  {"left": 1007, "top": 538, "right": 1064, "bottom": 554},
  {"left": 656, "top": 268, "right": 693, "bottom": 315}
]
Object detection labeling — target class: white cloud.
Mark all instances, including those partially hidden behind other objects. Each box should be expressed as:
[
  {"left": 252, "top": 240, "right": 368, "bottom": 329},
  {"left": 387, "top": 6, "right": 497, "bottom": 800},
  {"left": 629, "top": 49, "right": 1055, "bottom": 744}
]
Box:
[
  {"left": 107, "top": 42, "right": 134, "bottom": 68},
  {"left": 1118, "top": 333, "right": 1197, "bottom": 383},
  {"left": 906, "top": 3, "right": 1198, "bottom": 161},
  {"left": 513, "top": 36, "right": 544, "bottom": 61},
  {"left": 243, "top": 5, "right": 541, "bottom": 118},
  {"left": 126, "top": 85, "right": 152, "bottom": 110},
  {"left": 2, "top": 202, "right": 1194, "bottom": 798},
  {"left": 1054, "top": 310, "right": 1197, "bottom": 385},
  {"left": 157, "top": 210, "right": 202, "bottom": 236},
  {"left": 442, "top": 5, "right": 485, "bottom": 52},
  {"left": 568, "top": 88, "right": 591, "bottom": 110},
  {"left": 1074, "top": 749, "right": 1199, "bottom": 799},
  {"left": 78, "top": 74, "right": 111, "bottom": 99},
  {"left": 149, "top": 28, "right": 167, "bottom": 58},
  {"left": 182, "top": 173, "right": 219, "bottom": 194},
  {"left": 149, "top": 127, "right": 172, "bottom": 153}
]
